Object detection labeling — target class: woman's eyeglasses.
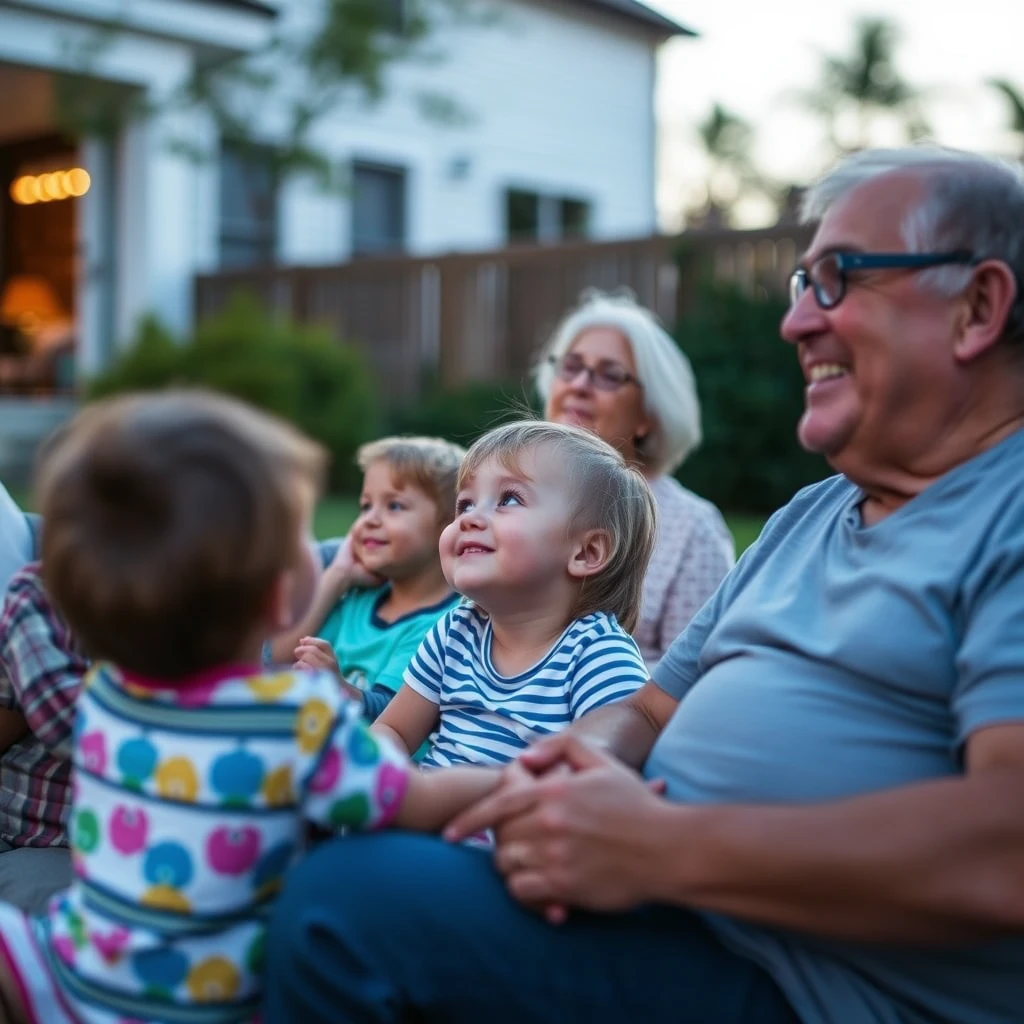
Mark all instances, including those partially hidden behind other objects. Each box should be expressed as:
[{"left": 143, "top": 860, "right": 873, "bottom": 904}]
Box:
[
  {"left": 549, "top": 353, "right": 640, "bottom": 392},
  {"left": 789, "top": 250, "right": 975, "bottom": 310}
]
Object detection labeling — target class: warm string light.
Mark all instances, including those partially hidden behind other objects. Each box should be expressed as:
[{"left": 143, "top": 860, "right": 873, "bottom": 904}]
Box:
[{"left": 9, "top": 168, "right": 91, "bottom": 206}]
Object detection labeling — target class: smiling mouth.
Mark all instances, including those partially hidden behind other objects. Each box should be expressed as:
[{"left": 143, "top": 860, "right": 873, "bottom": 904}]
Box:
[
  {"left": 808, "top": 363, "right": 849, "bottom": 384},
  {"left": 457, "top": 545, "right": 492, "bottom": 556}
]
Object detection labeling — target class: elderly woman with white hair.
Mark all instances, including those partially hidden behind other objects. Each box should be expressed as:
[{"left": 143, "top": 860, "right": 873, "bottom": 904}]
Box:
[{"left": 534, "top": 289, "right": 733, "bottom": 668}]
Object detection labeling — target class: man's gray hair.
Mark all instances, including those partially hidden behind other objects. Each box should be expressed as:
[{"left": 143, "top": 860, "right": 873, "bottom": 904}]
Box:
[{"left": 802, "top": 145, "right": 1024, "bottom": 347}]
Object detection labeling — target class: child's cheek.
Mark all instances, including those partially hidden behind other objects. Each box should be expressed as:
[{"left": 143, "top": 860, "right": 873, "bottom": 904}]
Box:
[{"left": 438, "top": 523, "right": 458, "bottom": 587}]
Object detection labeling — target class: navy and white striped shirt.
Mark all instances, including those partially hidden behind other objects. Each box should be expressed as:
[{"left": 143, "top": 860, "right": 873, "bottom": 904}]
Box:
[{"left": 405, "top": 605, "right": 649, "bottom": 768}]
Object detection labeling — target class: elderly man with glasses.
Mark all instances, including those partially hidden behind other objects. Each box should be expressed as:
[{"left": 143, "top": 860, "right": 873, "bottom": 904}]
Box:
[{"left": 264, "top": 146, "right": 1024, "bottom": 1024}]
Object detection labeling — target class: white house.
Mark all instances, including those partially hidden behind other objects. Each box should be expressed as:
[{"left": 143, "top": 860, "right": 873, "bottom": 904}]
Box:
[{"left": 0, "top": 0, "right": 692, "bottom": 404}]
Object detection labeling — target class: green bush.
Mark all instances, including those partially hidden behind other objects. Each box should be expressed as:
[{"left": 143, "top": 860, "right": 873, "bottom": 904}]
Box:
[
  {"left": 88, "top": 316, "right": 185, "bottom": 393},
  {"left": 88, "top": 293, "right": 379, "bottom": 492},
  {"left": 387, "top": 379, "right": 540, "bottom": 448},
  {"left": 675, "top": 279, "right": 830, "bottom": 514}
]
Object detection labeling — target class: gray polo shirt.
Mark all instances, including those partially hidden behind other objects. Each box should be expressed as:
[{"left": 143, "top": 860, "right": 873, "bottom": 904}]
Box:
[{"left": 649, "top": 427, "right": 1024, "bottom": 1024}]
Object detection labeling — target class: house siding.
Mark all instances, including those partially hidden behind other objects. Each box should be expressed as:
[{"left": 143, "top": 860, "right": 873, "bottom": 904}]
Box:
[
  {"left": 195, "top": 0, "right": 661, "bottom": 269},
  {"left": 0, "top": 0, "right": 667, "bottom": 362}
]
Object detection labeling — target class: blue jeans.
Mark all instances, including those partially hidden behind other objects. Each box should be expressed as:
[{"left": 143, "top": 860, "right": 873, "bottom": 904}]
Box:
[
  {"left": 263, "top": 833, "right": 801, "bottom": 1024},
  {"left": 0, "top": 842, "right": 71, "bottom": 915}
]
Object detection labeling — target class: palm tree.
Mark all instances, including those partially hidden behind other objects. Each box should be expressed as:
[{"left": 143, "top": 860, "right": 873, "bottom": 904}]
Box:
[
  {"left": 989, "top": 78, "right": 1024, "bottom": 158},
  {"left": 799, "top": 17, "right": 929, "bottom": 155},
  {"left": 691, "top": 103, "right": 759, "bottom": 226}
]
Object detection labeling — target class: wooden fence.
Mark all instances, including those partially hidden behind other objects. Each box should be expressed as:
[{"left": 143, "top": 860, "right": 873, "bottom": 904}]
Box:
[{"left": 194, "top": 224, "right": 814, "bottom": 407}]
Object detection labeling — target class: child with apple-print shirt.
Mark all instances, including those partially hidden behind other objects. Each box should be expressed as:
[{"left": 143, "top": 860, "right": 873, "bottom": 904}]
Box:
[{"left": 0, "top": 391, "right": 495, "bottom": 1024}]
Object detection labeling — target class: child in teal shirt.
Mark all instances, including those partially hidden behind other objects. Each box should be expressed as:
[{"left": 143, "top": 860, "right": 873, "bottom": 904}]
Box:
[{"left": 270, "top": 437, "right": 464, "bottom": 719}]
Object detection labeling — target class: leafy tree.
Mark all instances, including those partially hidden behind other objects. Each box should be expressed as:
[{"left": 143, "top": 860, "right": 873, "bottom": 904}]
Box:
[
  {"left": 674, "top": 277, "right": 830, "bottom": 513},
  {"left": 796, "top": 17, "right": 929, "bottom": 157},
  {"left": 54, "top": 0, "right": 490, "bottom": 185},
  {"left": 88, "top": 294, "right": 379, "bottom": 491},
  {"left": 989, "top": 78, "right": 1024, "bottom": 158},
  {"left": 690, "top": 103, "right": 762, "bottom": 226}
]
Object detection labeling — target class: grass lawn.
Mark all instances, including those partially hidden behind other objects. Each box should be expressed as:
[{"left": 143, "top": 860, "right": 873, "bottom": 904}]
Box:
[
  {"left": 313, "top": 496, "right": 361, "bottom": 540},
  {"left": 724, "top": 514, "right": 764, "bottom": 555},
  {"left": 313, "top": 495, "right": 765, "bottom": 555}
]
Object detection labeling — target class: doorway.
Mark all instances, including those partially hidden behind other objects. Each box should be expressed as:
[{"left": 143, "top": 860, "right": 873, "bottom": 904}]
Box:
[{"left": 0, "top": 66, "right": 82, "bottom": 396}]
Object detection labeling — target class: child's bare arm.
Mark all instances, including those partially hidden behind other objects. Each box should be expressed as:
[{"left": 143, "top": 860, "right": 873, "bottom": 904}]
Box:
[
  {"left": 0, "top": 708, "right": 28, "bottom": 756},
  {"left": 392, "top": 764, "right": 501, "bottom": 832},
  {"left": 372, "top": 685, "right": 439, "bottom": 757}
]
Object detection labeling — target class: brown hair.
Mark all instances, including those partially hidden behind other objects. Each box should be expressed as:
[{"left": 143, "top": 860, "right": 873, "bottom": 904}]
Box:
[
  {"left": 357, "top": 436, "right": 465, "bottom": 523},
  {"left": 37, "top": 389, "right": 326, "bottom": 680},
  {"left": 457, "top": 420, "right": 657, "bottom": 632}
]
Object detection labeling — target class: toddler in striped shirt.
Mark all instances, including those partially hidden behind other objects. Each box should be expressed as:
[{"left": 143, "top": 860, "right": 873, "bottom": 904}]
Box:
[{"left": 374, "top": 420, "right": 656, "bottom": 769}]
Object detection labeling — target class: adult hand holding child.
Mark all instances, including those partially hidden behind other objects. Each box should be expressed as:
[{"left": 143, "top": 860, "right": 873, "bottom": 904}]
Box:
[{"left": 448, "top": 733, "right": 667, "bottom": 923}]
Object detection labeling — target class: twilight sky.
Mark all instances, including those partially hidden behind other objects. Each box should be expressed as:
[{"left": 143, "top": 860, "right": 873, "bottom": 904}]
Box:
[{"left": 647, "top": 0, "right": 1024, "bottom": 226}]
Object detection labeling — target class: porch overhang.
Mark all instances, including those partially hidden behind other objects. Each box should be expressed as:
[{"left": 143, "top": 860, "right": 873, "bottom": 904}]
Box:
[{"left": 0, "top": 0, "right": 278, "bottom": 68}]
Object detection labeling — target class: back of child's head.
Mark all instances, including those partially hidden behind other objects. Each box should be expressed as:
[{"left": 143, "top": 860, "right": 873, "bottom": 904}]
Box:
[
  {"left": 37, "top": 389, "right": 326, "bottom": 680},
  {"left": 458, "top": 420, "right": 656, "bottom": 632},
  {"left": 357, "top": 435, "right": 465, "bottom": 524}
]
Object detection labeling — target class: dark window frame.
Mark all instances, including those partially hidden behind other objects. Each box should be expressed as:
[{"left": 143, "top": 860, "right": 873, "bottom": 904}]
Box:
[
  {"left": 351, "top": 160, "right": 408, "bottom": 257},
  {"left": 218, "top": 140, "right": 278, "bottom": 269},
  {"left": 504, "top": 187, "right": 592, "bottom": 244}
]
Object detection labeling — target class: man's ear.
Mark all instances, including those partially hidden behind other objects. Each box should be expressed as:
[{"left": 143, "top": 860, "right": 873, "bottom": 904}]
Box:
[
  {"left": 567, "top": 529, "right": 612, "bottom": 580},
  {"left": 954, "top": 260, "right": 1018, "bottom": 363}
]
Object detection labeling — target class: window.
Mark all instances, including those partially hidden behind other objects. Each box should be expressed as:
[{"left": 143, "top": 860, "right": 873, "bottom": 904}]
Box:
[
  {"left": 560, "top": 197, "right": 591, "bottom": 240},
  {"left": 505, "top": 189, "right": 591, "bottom": 244},
  {"left": 352, "top": 162, "right": 407, "bottom": 256},
  {"left": 506, "top": 189, "right": 540, "bottom": 243},
  {"left": 218, "top": 142, "right": 277, "bottom": 269}
]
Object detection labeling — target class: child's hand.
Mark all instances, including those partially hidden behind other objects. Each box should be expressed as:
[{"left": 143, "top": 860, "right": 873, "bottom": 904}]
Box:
[
  {"left": 326, "top": 536, "right": 384, "bottom": 594},
  {"left": 294, "top": 637, "right": 340, "bottom": 673}
]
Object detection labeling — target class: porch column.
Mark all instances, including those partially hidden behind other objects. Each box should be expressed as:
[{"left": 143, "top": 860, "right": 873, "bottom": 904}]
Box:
[
  {"left": 76, "top": 136, "right": 116, "bottom": 379},
  {"left": 114, "top": 59, "right": 200, "bottom": 349}
]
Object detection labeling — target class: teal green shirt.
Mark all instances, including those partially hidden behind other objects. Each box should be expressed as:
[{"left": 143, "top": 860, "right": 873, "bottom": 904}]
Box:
[{"left": 318, "top": 585, "right": 459, "bottom": 720}]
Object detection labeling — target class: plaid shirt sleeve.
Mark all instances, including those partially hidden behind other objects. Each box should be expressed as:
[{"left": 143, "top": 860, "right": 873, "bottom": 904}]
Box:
[{"left": 0, "top": 563, "right": 87, "bottom": 760}]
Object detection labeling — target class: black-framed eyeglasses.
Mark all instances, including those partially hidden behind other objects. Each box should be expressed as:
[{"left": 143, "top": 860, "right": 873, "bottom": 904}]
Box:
[
  {"left": 548, "top": 352, "right": 640, "bottom": 392},
  {"left": 789, "top": 250, "right": 976, "bottom": 310}
]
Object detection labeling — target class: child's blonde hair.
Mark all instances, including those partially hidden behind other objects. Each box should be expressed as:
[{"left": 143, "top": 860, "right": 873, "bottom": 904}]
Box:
[
  {"left": 357, "top": 436, "right": 465, "bottom": 524},
  {"left": 458, "top": 420, "right": 657, "bottom": 632}
]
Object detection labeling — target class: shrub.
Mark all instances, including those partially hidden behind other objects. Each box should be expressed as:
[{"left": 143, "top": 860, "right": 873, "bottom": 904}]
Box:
[
  {"left": 674, "top": 279, "right": 830, "bottom": 514},
  {"left": 88, "top": 316, "right": 184, "bottom": 394},
  {"left": 387, "top": 379, "right": 540, "bottom": 448},
  {"left": 88, "top": 293, "right": 378, "bottom": 492}
]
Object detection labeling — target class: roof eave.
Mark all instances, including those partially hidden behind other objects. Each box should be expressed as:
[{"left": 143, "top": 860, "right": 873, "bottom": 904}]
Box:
[
  {"left": 569, "top": 0, "right": 698, "bottom": 39},
  {"left": 206, "top": 0, "right": 277, "bottom": 17}
]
